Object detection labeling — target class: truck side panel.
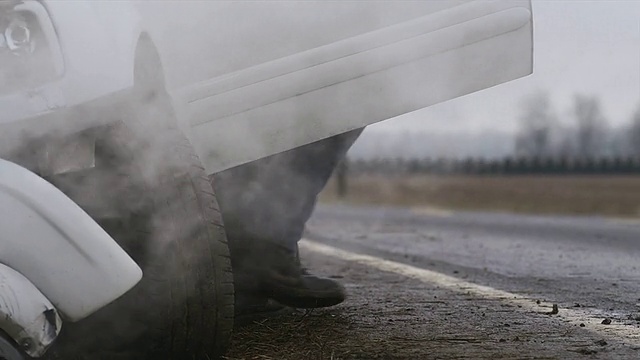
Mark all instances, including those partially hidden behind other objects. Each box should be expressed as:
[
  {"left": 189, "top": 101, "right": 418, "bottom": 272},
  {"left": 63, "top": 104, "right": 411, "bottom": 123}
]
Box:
[{"left": 178, "top": 1, "right": 533, "bottom": 173}]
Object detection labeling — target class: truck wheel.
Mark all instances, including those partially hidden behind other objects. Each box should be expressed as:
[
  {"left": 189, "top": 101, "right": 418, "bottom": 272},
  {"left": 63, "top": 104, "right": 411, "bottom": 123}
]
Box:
[{"left": 47, "top": 40, "right": 234, "bottom": 359}]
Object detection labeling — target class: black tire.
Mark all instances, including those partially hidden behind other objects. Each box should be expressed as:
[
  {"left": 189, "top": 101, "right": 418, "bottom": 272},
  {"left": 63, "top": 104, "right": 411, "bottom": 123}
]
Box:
[{"left": 44, "top": 40, "right": 234, "bottom": 359}]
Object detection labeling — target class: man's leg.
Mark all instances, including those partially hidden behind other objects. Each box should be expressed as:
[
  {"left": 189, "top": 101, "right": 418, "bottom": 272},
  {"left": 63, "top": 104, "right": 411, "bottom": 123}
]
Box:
[{"left": 212, "top": 129, "right": 363, "bottom": 309}]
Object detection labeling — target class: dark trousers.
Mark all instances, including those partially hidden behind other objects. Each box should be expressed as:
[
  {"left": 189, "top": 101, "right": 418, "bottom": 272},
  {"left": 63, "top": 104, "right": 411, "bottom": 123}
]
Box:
[{"left": 213, "top": 129, "right": 363, "bottom": 252}]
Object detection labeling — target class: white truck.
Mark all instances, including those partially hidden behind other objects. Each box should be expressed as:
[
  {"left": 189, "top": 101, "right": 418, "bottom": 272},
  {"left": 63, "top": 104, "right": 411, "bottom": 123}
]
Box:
[{"left": 0, "top": 1, "right": 533, "bottom": 358}]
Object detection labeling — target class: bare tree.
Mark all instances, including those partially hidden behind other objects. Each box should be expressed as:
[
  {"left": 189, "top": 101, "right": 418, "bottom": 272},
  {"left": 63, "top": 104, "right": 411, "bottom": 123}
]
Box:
[
  {"left": 555, "top": 126, "right": 578, "bottom": 158},
  {"left": 573, "top": 95, "right": 608, "bottom": 159},
  {"left": 627, "top": 104, "right": 640, "bottom": 156},
  {"left": 515, "top": 92, "right": 557, "bottom": 158}
]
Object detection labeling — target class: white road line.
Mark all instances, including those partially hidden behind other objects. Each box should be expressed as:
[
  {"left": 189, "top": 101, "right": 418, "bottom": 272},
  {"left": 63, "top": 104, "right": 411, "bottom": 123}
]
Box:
[{"left": 300, "top": 239, "right": 640, "bottom": 347}]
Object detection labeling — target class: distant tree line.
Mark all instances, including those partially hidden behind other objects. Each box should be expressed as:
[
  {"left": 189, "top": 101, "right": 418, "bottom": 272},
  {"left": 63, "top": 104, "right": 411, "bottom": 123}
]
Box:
[
  {"left": 347, "top": 156, "right": 640, "bottom": 176},
  {"left": 515, "top": 92, "right": 640, "bottom": 159},
  {"left": 344, "top": 92, "right": 640, "bottom": 176}
]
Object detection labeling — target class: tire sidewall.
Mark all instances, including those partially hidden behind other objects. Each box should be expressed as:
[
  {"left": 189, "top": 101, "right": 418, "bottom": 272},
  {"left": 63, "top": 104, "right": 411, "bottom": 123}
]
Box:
[{"left": 44, "top": 43, "right": 234, "bottom": 360}]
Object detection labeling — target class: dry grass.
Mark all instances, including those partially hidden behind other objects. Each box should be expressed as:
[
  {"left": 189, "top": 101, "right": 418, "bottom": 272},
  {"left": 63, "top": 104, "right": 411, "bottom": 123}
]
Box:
[
  {"left": 320, "top": 174, "right": 640, "bottom": 218},
  {"left": 224, "top": 309, "right": 364, "bottom": 360}
]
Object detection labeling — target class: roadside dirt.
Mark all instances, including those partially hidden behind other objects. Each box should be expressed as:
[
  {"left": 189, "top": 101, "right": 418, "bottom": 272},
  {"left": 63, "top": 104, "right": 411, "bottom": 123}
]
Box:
[{"left": 224, "top": 245, "right": 639, "bottom": 359}]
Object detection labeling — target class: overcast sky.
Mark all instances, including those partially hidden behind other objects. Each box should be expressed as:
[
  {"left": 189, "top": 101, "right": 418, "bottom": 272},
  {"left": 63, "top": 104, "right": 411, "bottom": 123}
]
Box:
[{"left": 366, "top": 0, "right": 640, "bottom": 136}]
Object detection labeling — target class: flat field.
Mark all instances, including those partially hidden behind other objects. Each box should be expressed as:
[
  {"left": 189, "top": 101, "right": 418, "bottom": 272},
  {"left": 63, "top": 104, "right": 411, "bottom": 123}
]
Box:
[{"left": 320, "top": 175, "right": 640, "bottom": 218}]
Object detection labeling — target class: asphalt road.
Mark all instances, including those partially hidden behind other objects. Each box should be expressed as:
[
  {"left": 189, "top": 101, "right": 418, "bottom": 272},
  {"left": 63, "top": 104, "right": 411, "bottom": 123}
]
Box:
[{"left": 299, "top": 203, "right": 640, "bottom": 358}]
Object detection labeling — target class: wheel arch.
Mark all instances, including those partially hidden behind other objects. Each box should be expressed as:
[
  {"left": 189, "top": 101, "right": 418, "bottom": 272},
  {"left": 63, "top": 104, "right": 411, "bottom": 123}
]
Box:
[
  {"left": 133, "top": 32, "right": 167, "bottom": 90},
  {"left": 129, "top": 31, "right": 191, "bottom": 132}
]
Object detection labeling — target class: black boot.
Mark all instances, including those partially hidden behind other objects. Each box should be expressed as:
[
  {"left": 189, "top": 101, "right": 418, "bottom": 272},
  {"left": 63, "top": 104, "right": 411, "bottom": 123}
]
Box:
[
  {"left": 233, "top": 241, "right": 346, "bottom": 309},
  {"left": 234, "top": 293, "right": 290, "bottom": 326},
  {"left": 212, "top": 131, "right": 362, "bottom": 312}
]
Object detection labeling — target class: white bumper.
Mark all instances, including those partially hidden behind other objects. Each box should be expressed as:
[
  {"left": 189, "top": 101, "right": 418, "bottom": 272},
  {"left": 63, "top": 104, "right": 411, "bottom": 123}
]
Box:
[{"left": 0, "top": 159, "right": 142, "bottom": 322}]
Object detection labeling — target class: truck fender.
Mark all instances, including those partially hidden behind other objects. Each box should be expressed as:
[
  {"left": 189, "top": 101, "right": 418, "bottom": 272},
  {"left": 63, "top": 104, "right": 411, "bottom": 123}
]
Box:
[
  {"left": 0, "top": 159, "right": 142, "bottom": 322},
  {"left": 0, "top": 263, "right": 61, "bottom": 358},
  {"left": 40, "top": 0, "right": 144, "bottom": 104}
]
